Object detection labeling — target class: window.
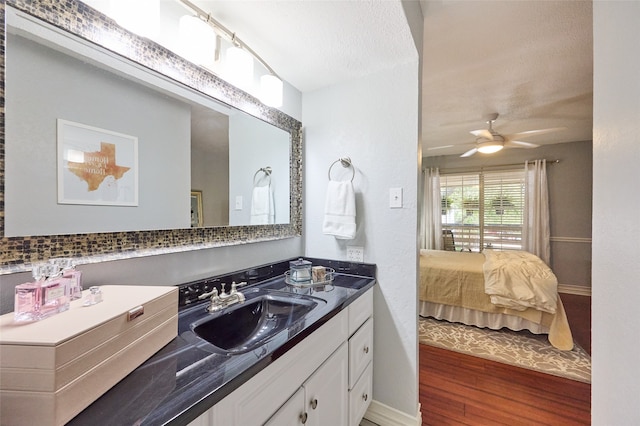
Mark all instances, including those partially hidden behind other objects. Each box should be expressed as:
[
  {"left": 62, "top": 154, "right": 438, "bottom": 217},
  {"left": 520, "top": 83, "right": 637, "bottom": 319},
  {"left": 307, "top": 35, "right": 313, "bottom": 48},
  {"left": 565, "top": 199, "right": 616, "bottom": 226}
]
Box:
[{"left": 440, "top": 168, "right": 525, "bottom": 252}]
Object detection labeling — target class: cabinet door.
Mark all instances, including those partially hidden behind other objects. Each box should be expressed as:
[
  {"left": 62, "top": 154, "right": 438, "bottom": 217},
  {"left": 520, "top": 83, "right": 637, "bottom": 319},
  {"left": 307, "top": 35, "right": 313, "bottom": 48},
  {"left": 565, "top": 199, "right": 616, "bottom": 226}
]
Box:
[
  {"left": 305, "top": 342, "right": 348, "bottom": 426},
  {"left": 265, "top": 388, "right": 306, "bottom": 426}
]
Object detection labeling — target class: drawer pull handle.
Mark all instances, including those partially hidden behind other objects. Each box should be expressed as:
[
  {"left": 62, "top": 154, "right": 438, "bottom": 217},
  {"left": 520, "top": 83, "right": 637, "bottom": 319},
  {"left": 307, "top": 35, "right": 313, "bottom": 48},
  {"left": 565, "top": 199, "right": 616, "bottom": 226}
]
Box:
[
  {"left": 363, "top": 346, "right": 369, "bottom": 354},
  {"left": 300, "top": 412, "right": 308, "bottom": 424},
  {"left": 127, "top": 305, "right": 144, "bottom": 321},
  {"left": 363, "top": 393, "right": 368, "bottom": 401},
  {"left": 310, "top": 398, "right": 318, "bottom": 409}
]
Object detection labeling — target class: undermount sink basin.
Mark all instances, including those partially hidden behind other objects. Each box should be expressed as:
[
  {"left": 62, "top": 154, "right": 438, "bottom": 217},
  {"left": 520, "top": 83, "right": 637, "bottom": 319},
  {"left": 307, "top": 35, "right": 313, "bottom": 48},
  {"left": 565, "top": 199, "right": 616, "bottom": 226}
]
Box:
[{"left": 190, "top": 293, "right": 321, "bottom": 354}]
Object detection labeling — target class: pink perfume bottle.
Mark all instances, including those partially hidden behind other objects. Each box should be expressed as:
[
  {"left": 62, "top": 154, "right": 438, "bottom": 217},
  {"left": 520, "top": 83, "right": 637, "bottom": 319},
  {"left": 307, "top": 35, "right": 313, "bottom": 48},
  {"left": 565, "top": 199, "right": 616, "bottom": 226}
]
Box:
[
  {"left": 14, "top": 265, "right": 46, "bottom": 322},
  {"left": 39, "top": 263, "right": 71, "bottom": 319},
  {"left": 51, "top": 258, "right": 83, "bottom": 300},
  {"left": 14, "top": 264, "right": 71, "bottom": 322}
]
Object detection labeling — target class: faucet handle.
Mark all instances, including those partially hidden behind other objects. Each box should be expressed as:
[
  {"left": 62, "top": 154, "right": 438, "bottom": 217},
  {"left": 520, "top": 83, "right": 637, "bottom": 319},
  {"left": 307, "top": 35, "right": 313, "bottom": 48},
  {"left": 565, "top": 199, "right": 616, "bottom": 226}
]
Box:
[
  {"left": 198, "top": 288, "right": 219, "bottom": 300},
  {"left": 231, "top": 282, "right": 246, "bottom": 302}
]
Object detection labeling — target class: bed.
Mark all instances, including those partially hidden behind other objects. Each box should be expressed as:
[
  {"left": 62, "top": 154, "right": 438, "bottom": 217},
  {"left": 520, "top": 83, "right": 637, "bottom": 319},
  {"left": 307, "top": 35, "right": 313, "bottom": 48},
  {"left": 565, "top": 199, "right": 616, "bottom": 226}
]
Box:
[{"left": 419, "top": 249, "right": 574, "bottom": 350}]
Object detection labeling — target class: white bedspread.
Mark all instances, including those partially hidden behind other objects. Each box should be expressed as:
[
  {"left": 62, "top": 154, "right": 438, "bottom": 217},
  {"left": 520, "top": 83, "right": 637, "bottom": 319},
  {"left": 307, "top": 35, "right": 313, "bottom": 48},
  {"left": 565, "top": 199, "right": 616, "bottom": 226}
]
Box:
[{"left": 483, "top": 250, "right": 558, "bottom": 314}]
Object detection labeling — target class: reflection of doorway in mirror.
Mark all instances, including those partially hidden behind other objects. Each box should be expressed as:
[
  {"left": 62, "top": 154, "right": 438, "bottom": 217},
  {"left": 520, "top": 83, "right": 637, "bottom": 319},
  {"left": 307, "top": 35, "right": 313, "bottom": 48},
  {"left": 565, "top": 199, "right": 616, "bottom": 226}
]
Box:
[{"left": 191, "top": 190, "right": 203, "bottom": 227}]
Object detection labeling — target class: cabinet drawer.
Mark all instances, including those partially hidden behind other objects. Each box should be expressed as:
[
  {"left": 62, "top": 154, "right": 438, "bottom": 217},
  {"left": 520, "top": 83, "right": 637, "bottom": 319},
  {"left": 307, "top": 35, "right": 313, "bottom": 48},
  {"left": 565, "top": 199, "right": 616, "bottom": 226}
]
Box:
[
  {"left": 348, "top": 362, "right": 372, "bottom": 426},
  {"left": 348, "top": 318, "right": 373, "bottom": 388},
  {"left": 348, "top": 288, "right": 373, "bottom": 336}
]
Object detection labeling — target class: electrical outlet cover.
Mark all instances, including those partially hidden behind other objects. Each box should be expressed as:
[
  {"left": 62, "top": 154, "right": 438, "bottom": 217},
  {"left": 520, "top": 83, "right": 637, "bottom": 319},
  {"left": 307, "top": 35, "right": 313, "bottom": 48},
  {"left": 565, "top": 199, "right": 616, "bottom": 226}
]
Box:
[{"left": 347, "top": 246, "right": 364, "bottom": 262}]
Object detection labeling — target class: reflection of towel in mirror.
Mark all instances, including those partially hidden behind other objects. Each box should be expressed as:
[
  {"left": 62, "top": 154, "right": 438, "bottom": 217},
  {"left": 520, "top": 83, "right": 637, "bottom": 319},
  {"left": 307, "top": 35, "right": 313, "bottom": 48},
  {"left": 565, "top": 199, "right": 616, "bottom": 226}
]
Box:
[
  {"left": 323, "top": 180, "right": 356, "bottom": 239},
  {"left": 250, "top": 185, "right": 275, "bottom": 225}
]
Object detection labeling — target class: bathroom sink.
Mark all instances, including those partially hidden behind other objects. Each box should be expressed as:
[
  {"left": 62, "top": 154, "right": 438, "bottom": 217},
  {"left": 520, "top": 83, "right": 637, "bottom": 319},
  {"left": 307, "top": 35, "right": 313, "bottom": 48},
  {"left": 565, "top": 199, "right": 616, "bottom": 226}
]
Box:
[{"left": 189, "top": 293, "right": 322, "bottom": 354}]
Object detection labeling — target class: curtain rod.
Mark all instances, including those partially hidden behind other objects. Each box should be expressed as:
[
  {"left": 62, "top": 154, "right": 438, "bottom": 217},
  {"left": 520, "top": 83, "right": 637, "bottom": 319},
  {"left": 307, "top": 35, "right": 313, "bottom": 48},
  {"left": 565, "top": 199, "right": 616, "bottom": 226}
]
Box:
[{"left": 423, "top": 159, "right": 560, "bottom": 173}]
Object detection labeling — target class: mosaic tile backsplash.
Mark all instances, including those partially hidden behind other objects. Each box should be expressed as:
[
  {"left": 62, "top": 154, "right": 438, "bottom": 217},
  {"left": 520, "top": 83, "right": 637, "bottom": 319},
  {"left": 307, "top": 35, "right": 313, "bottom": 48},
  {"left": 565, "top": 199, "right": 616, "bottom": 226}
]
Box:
[{"left": 0, "top": 0, "right": 303, "bottom": 274}]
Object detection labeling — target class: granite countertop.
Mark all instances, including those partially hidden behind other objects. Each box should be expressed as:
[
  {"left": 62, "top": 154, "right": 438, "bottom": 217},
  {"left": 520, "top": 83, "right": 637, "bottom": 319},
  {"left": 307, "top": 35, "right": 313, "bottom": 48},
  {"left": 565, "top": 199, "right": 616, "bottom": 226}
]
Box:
[{"left": 68, "top": 258, "right": 376, "bottom": 425}]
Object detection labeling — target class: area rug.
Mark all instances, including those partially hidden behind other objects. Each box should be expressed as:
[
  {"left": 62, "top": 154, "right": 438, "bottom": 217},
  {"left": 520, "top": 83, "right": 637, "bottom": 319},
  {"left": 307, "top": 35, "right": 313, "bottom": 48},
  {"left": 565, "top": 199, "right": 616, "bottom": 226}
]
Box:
[{"left": 419, "top": 317, "right": 591, "bottom": 383}]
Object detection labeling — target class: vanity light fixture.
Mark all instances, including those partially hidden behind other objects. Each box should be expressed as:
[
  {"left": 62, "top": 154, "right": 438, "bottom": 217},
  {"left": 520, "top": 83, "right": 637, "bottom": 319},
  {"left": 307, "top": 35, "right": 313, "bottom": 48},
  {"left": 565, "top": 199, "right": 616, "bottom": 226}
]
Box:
[
  {"left": 260, "top": 74, "right": 284, "bottom": 107},
  {"left": 225, "top": 45, "right": 254, "bottom": 90},
  {"left": 109, "top": 0, "right": 160, "bottom": 40},
  {"left": 178, "top": 15, "right": 219, "bottom": 67},
  {"left": 177, "top": 0, "right": 284, "bottom": 107}
]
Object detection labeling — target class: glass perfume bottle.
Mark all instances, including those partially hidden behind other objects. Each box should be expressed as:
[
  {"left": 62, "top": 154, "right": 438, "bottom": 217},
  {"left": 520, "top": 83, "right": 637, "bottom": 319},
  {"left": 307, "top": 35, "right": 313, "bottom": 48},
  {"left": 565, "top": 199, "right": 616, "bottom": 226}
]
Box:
[
  {"left": 39, "top": 263, "right": 71, "bottom": 318},
  {"left": 51, "top": 258, "right": 83, "bottom": 300},
  {"left": 14, "top": 264, "right": 46, "bottom": 322}
]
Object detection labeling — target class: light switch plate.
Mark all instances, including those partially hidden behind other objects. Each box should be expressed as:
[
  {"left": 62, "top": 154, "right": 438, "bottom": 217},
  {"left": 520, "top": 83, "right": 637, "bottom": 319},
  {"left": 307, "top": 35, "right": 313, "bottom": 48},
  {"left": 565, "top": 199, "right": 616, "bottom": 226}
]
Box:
[
  {"left": 390, "top": 187, "right": 403, "bottom": 208},
  {"left": 235, "top": 195, "right": 243, "bottom": 210},
  {"left": 347, "top": 246, "right": 364, "bottom": 262}
]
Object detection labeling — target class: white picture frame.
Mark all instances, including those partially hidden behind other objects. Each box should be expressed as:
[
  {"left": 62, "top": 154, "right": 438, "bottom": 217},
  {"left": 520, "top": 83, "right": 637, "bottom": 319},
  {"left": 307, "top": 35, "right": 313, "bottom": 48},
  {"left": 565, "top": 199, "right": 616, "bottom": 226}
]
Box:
[{"left": 57, "top": 119, "right": 138, "bottom": 206}]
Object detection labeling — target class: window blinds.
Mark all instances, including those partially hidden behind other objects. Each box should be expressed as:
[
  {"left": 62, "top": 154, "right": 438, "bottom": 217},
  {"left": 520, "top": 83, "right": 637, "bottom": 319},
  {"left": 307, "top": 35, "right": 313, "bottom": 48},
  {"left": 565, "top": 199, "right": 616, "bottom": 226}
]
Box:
[{"left": 440, "top": 168, "right": 525, "bottom": 251}]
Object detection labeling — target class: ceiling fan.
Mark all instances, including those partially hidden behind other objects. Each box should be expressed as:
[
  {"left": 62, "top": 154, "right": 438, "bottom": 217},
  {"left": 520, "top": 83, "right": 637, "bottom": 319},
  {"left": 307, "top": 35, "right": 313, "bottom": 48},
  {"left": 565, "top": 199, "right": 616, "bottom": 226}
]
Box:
[
  {"left": 427, "top": 113, "right": 564, "bottom": 157},
  {"left": 460, "top": 113, "right": 563, "bottom": 157}
]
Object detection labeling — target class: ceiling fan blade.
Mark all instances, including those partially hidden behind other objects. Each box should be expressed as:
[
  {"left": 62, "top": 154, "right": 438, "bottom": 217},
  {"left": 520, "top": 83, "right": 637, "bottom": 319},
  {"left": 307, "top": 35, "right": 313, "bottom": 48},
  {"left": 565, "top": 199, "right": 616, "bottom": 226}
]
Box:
[
  {"left": 426, "top": 144, "right": 455, "bottom": 151},
  {"left": 506, "top": 127, "right": 566, "bottom": 140},
  {"left": 470, "top": 129, "right": 494, "bottom": 140},
  {"left": 505, "top": 140, "right": 540, "bottom": 149},
  {"left": 460, "top": 147, "right": 478, "bottom": 157}
]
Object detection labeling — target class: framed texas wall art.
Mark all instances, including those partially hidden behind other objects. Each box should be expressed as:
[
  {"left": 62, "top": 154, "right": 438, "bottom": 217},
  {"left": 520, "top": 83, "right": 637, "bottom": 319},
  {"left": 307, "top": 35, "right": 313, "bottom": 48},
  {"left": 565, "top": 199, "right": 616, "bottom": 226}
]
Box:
[{"left": 57, "top": 119, "right": 138, "bottom": 206}]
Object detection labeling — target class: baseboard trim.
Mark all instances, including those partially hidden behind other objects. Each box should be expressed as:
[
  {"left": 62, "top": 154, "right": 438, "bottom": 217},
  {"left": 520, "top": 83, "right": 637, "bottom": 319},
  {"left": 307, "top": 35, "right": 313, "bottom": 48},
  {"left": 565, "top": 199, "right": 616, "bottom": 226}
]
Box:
[
  {"left": 364, "top": 400, "right": 422, "bottom": 426},
  {"left": 558, "top": 284, "right": 592, "bottom": 296}
]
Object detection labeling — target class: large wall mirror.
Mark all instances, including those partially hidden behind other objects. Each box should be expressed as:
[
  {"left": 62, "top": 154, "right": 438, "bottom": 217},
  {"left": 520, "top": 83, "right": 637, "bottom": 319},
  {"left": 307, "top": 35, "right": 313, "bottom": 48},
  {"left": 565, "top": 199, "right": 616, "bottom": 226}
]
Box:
[{"left": 1, "top": 0, "right": 303, "bottom": 273}]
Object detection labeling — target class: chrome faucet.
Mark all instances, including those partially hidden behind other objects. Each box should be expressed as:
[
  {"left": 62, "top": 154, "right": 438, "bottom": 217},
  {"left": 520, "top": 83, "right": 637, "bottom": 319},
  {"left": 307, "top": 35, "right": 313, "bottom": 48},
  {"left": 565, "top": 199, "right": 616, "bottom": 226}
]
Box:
[{"left": 198, "top": 281, "right": 247, "bottom": 313}]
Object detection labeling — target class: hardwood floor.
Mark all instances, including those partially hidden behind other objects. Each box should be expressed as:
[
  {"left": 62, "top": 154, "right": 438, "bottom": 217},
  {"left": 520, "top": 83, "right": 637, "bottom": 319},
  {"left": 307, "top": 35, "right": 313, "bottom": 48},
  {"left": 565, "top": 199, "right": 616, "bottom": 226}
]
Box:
[
  {"left": 560, "top": 294, "right": 591, "bottom": 355},
  {"left": 420, "top": 344, "right": 591, "bottom": 425},
  {"left": 419, "top": 295, "right": 592, "bottom": 425}
]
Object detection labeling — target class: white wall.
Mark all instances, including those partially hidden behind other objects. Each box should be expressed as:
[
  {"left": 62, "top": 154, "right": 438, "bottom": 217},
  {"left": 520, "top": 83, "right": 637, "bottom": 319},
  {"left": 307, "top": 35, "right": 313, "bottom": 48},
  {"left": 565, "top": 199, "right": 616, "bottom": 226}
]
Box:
[
  {"left": 592, "top": 1, "right": 640, "bottom": 424},
  {"left": 302, "top": 61, "right": 420, "bottom": 418}
]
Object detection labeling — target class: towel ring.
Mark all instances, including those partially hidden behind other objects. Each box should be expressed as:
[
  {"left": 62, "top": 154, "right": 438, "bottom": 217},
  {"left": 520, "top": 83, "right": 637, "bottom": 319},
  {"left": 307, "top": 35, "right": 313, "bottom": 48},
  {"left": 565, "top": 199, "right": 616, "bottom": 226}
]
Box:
[
  {"left": 328, "top": 157, "right": 355, "bottom": 182},
  {"left": 253, "top": 166, "right": 272, "bottom": 186}
]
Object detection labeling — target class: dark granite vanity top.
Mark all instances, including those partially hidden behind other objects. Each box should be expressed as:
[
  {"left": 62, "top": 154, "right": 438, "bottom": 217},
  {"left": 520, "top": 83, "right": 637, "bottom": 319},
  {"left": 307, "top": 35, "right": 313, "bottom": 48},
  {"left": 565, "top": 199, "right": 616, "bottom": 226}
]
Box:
[{"left": 68, "top": 258, "right": 376, "bottom": 425}]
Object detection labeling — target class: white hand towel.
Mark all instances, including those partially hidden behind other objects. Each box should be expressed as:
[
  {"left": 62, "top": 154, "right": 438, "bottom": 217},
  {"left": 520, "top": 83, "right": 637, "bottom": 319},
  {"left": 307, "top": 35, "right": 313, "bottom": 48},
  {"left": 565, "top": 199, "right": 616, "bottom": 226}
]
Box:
[
  {"left": 250, "top": 185, "right": 275, "bottom": 225},
  {"left": 322, "top": 180, "right": 356, "bottom": 239}
]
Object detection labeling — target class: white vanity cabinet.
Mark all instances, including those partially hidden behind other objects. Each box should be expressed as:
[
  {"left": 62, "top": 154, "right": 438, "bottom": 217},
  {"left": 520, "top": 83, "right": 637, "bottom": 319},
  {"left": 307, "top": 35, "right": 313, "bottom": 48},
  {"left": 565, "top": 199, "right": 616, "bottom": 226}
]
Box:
[
  {"left": 190, "top": 288, "right": 374, "bottom": 426},
  {"left": 265, "top": 343, "right": 348, "bottom": 425}
]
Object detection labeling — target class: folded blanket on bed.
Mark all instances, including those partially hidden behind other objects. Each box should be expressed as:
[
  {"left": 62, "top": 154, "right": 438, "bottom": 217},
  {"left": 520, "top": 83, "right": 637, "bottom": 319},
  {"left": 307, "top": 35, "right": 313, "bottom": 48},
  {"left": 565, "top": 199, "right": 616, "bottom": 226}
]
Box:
[{"left": 483, "top": 250, "right": 558, "bottom": 314}]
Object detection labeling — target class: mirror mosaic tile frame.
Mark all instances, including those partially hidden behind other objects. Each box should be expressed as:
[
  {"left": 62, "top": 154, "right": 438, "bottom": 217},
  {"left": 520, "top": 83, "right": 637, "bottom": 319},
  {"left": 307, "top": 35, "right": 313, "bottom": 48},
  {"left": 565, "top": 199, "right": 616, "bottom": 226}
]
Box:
[{"left": 0, "top": 0, "right": 303, "bottom": 273}]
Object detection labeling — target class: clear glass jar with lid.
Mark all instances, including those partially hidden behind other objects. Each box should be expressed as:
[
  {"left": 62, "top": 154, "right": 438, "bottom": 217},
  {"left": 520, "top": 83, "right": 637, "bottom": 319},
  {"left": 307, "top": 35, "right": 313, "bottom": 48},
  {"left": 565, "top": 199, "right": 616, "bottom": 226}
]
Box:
[{"left": 289, "top": 258, "right": 312, "bottom": 283}]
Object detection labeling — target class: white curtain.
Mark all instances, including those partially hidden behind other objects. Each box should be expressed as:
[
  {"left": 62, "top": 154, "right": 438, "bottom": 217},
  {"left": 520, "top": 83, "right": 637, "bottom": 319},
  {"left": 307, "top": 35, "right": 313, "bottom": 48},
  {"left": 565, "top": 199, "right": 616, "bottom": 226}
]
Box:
[
  {"left": 420, "top": 168, "right": 442, "bottom": 250},
  {"left": 523, "top": 160, "right": 551, "bottom": 265}
]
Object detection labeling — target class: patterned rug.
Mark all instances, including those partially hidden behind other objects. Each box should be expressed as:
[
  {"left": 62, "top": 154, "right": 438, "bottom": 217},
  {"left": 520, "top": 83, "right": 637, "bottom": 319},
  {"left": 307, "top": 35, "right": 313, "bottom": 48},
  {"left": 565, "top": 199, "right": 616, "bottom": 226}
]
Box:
[{"left": 419, "top": 317, "right": 591, "bottom": 383}]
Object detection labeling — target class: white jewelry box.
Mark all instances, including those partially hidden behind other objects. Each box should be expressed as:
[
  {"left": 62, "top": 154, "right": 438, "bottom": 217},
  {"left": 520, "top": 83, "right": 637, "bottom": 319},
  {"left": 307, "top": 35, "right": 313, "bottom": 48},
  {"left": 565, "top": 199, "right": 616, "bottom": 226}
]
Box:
[{"left": 0, "top": 285, "right": 178, "bottom": 426}]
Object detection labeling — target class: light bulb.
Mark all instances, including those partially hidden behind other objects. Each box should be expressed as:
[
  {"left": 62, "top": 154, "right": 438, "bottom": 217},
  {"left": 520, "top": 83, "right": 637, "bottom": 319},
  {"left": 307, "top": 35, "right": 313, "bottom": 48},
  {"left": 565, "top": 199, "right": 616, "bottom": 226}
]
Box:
[
  {"left": 179, "top": 15, "right": 217, "bottom": 67},
  {"left": 260, "top": 74, "right": 283, "bottom": 107},
  {"left": 109, "top": 0, "right": 160, "bottom": 40},
  {"left": 477, "top": 141, "right": 504, "bottom": 154},
  {"left": 225, "top": 46, "right": 254, "bottom": 90}
]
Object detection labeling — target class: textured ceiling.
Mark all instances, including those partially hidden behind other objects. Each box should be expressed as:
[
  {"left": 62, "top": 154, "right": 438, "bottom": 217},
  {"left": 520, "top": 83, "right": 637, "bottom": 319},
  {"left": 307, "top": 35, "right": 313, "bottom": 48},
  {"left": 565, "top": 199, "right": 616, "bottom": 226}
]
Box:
[
  {"left": 191, "top": 0, "right": 593, "bottom": 156},
  {"left": 420, "top": 0, "right": 593, "bottom": 156},
  {"left": 193, "top": 0, "right": 418, "bottom": 93}
]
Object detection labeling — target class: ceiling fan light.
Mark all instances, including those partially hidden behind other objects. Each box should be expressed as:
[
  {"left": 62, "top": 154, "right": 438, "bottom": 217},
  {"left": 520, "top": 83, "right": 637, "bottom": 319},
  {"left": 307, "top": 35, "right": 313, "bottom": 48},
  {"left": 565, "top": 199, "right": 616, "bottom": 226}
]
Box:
[{"left": 477, "top": 140, "right": 504, "bottom": 154}]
